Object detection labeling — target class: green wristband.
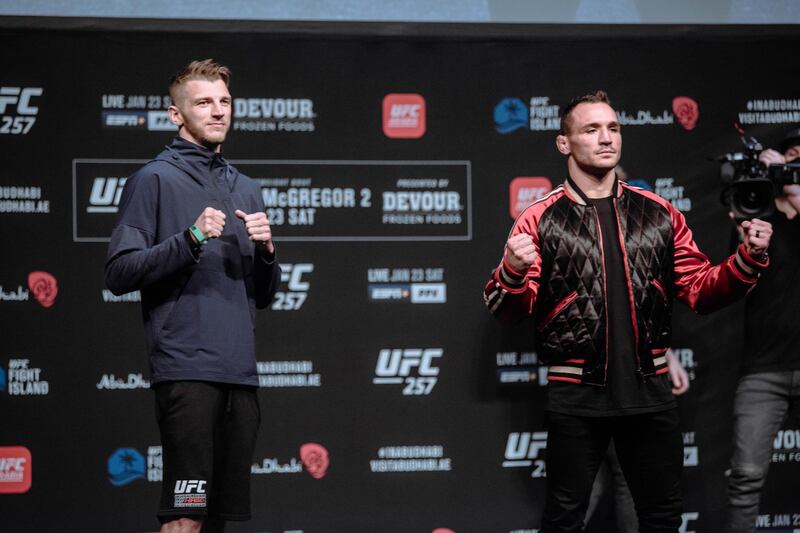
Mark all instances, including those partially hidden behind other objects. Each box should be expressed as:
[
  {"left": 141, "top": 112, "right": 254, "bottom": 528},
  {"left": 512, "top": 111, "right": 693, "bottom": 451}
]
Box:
[{"left": 188, "top": 225, "right": 207, "bottom": 244}]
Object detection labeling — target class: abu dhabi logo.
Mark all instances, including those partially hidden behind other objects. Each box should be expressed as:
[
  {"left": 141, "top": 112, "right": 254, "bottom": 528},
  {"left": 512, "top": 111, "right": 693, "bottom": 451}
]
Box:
[
  {"left": 28, "top": 271, "right": 58, "bottom": 308},
  {"left": 108, "top": 447, "right": 146, "bottom": 486},
  {"left": 494, "top": 98, "right": 528, "bottom": 134},
  {"left": 672, "top": 96, "right": 699, "bottom": 131},
  {"left": 300, "top": 443, "right": 329, "bottom": 479}
]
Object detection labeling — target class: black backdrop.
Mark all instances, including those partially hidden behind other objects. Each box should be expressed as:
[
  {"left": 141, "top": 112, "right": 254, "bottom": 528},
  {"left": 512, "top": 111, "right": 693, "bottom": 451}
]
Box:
[{"left": 1, "top": 20, "right": 799, "bottom": 533}]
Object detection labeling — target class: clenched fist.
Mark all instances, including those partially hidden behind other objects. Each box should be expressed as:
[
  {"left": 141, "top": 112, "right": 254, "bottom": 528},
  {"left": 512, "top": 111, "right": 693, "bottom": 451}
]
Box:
[
  {"left": 193, "top": 207, "right": 226, "bottom": 240},
  {"left": 505, "top": 233, "right": 536, "bottom": 273},
  {"left": 235, "top": 209, "right": 275, "bottom": 254}
]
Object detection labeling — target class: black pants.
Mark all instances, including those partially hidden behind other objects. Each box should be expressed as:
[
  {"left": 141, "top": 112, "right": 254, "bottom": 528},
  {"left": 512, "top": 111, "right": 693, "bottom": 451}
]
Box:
[{"left": 541, "top": 408, "right": 683, "bottom": 533}]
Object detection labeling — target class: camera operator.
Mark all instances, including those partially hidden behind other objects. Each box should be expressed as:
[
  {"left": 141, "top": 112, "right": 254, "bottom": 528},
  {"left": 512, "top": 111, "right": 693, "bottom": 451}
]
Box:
[{"left": 726, "top": 126, "right": 800, "bottom": 533}]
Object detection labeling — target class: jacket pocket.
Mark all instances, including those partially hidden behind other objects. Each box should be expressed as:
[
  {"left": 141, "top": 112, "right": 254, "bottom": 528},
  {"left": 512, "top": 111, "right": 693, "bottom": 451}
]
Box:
[{"left": 538, "top": 290, "right": 578, "bottom": 332}]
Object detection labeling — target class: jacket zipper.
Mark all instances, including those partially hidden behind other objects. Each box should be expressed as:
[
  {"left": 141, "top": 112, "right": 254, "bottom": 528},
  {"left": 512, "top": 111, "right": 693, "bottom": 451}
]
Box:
[{"left": 612, "top": 198, "right": 642, "bottom": 379}]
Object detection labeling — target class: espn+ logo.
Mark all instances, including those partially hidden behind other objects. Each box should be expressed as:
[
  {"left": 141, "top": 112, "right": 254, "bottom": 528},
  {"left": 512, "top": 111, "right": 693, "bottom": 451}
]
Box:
[
  {"left": 273, "top": 263, "right": 313, "bottom": 311},
  {"left": 0, "top": 87, "right": 42, "bottom": 135},
  {"left": 373, "top": 348, "right": 441, "bottom": 395},
  {"left": 502, "top": 432, "right": 547, "bottom": 478}
]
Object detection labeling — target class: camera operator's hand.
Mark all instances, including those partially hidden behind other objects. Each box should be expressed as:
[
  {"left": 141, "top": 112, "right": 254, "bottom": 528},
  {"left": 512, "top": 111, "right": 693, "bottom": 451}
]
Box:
[
  {"left": 740, "top": 218, "right": 772, "bottom": 259},
  {"left": 758, "top": 148, "right": 786, "bottom": 167}
]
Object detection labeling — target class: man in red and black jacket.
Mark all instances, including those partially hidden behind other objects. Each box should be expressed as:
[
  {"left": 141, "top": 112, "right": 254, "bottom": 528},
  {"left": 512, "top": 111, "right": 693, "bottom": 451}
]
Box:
[{"left": 484, "top": 91, "right": 772, "bottom": 533}]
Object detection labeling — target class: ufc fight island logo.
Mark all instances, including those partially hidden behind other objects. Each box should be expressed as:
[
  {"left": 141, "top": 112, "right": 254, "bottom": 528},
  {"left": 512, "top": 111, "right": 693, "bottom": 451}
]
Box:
[
  {"left": 0, "top": 87, "right": 42, "bottom": 135},
  {"left": 373, "top": 348, "right": 441, "bottom": 395},
  {"left": 174, "top": 479, "right": 207, "bottom": 508}
]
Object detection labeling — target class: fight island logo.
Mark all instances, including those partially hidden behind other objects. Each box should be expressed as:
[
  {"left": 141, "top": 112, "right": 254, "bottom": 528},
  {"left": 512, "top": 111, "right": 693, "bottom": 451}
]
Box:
[
  {"left": 107, "top": 446, "right": 162, "bottom": 486},
  {"left": 494, "top": 96, "right": 560, "bottom": 133}
]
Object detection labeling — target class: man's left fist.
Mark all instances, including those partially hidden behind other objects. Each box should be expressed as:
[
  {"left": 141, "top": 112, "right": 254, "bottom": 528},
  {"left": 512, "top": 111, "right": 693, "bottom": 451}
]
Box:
[{"left": 235, "top": 209, "right": 274, "bottom": 254}]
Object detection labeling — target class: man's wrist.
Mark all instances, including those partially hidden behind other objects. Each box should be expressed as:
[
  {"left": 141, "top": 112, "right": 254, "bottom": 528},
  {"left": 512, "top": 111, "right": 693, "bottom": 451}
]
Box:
[{"left": 188, "top": 224, "right": 207, "bottom": 244}]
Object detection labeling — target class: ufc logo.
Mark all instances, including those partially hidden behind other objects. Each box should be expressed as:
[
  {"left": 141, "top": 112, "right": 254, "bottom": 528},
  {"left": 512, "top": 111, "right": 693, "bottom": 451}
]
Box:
[
  {"left": 0, "top": 458, "right": 26, "bottom": 472},
  {"left": 280, "top": 263, "right": 313, "bottom": 291},
  {"left": 390, "top": 104, "right": 420, "bottom": 118},
  {"left": 174, "top": 479, "right": 206, "bottom": 494},
  {"left": 375, "top": 348, "right": 441, "bottom": 377},
  {"left": 504, "top": 432, "right": 547, "bottom": 461},
  {"left": 517, "top": 187, "right": 549, "bottom": 202},
  {"left": 0, "top": 87, "right": 42, "bottom": 115}
]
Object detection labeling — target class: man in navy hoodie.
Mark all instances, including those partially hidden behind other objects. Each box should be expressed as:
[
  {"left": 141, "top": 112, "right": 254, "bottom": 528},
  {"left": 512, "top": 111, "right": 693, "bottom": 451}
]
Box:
[{"left": 105, "top": 59, "right": 280, "bottom": 533}]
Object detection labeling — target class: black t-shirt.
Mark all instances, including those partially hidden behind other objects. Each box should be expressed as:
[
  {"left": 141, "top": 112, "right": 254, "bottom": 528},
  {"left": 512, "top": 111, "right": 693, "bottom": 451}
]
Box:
[
  {"left": 547, "top": 195, "right": 675, "bottom": 416},
  {"left": 742, "top": 208, "right": 800, "bottom": 374}
]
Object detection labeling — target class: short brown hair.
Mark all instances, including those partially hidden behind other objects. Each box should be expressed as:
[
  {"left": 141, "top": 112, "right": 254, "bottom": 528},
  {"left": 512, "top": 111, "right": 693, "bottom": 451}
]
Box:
[
  {"left": 169, "top": 59, "right": 231, "bottom": 105},
  {"left": 559, "top": 90, "right": 612, "bottom": 135}
]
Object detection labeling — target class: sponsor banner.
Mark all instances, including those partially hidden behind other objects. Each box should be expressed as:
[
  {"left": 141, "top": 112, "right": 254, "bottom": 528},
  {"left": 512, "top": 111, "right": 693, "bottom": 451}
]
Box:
[
  {"left": 0, "top": 446, "right": 32, "bottom": 494},
  {"left": 272, "top": 263, "right": 313, "bottom": 311},
  {"left": 107, "top": 446, "right": 162, "bottom": 486},
  {"left": 509, "top": 177, "right": 552, "bottom": 219},
  {"left": 683, "top": 432, "right": 699, "bottom": 467},
  {"left": 252, "top": 443, "right": 329, "bottom": 479},
  {"left": 367, "top": 267, "right": 446, "bottom": 304},
  {"left": 0, "top": 185, "right": 50, "bottom": 214},
  {"left": 100, "top": 93, "right": 174, "bottom": 131},
  {"left": 369, "top": 445, "right": 452, "bottom": 473},
  {"left": 502, "top": 431, "right": 547, "bottom": 478},
  {"left": 96, "top": 373, "right": 150, "bottom": 390},
  {"left": 73, "top": 160, "right": 472, "bottom": 242},
  {"left": 3, "top": 358, "right": 49, "bottom": 396},
  {"left": 233, "top": 97, "right": 316, "bottom": 133},
  {"left": 373, "top": 348, "right": 442, "bottom": 396},
  {"left": 754, "top": 512, "right": 800, "bottom": 531},
  {"left": 383, "top": 93, "right": 426, "bottom": 138},
  {"left": 495, "top": 351, "right": 547, "bottom": 386},
  {"left": 256, "top": 360, "right": 321, "bottom": 388},
  {"left": 249, "top": 160, "right": 471, "bottom": 241},
  {"left": 0, "top": 86, "right": 42, "bottom": 135},
  {"left": 738, "top": 98, "right": 800, "bottom": 125},
  {"left": 771, "top": 429, "right": 800, "bottom": 464}
]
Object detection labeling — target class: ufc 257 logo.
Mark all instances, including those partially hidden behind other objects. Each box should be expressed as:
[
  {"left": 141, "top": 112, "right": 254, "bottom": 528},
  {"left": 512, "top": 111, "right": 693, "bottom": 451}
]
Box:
[
  {"left": 502, "top": 432, "right": 547, "bottom": 478},
  {"left": 272, "top": 263, "right": 313, "bottom": 311},
  {"left": 0, "top": 87, "right": 42, "bottom": 135},
  {"left": 373, "top": 348, "right": 441, "bottom": 395}
]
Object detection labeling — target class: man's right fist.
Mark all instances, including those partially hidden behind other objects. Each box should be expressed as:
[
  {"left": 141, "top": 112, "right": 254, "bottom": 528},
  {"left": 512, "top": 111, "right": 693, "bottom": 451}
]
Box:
[
  {"left": 194, "top": 207, "right": 226, "bottom": 239},
  {"left": 505, "top": 233, "right": 536, "bottom": 272}
]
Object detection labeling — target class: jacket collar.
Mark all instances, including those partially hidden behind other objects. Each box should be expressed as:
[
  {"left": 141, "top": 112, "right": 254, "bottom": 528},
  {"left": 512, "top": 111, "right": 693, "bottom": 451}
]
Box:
[{"left": 564, "top": 174, "right": 622, "bottom": 205}]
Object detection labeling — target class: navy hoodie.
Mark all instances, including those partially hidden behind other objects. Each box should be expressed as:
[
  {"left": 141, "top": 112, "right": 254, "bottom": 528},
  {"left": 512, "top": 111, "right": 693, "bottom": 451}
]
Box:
[{"left": 105, "top": 137, "right": 280, "bottom": 386}]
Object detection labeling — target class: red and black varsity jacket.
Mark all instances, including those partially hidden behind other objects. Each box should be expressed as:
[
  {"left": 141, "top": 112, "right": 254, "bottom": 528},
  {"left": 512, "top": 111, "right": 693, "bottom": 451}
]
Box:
[{"left": 484, "top": 178, "right": 768, "bottom": 386}]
